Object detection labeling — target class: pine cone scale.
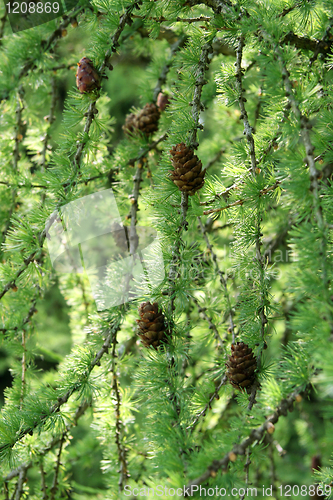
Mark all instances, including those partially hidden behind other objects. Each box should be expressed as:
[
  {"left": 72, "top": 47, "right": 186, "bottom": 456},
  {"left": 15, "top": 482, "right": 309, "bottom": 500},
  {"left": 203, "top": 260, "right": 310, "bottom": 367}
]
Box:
[
  {"left": 169, "top": 143, "right": 206, "bottom": 196},
  {"left": 136, "top": 302, "right": 170, "bottom": 349}
]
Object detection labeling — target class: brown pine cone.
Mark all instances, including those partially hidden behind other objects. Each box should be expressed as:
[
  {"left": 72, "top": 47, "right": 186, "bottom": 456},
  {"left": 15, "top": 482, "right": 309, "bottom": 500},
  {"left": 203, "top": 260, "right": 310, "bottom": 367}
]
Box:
[
  {"left": 169, "top": 143, "right": 206, "bottom": 195},
  {"left": 226, "top": 342, "right": 256, "bottom": 390},
  {"left": 123, "top": 103, "right": 160, "bottom": 136},
  {"left": 76, "top": 57, "right": 100, "bottom": 94},
  {"left": 136, "top": 302, "right": 170, "bottom": 349}
]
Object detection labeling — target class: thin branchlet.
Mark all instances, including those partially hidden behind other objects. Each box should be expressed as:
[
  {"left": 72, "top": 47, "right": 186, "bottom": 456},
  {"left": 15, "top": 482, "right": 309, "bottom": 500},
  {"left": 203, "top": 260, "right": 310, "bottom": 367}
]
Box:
[
  {"left": 184, "top": 388, "right": 307, "bottom": 492},
  {"left": 264, "top": 33, "right": 332, "bottom": 306},
  {"left": 41, "top": 75, "right": 57, "bottom": 171},
  {"left": 235, "top": 36, "right": 257, "bottom": 175},
  {"left": 198, "top": 217, "right": 236, "bottom": 342},
  {"left": 49, "top": 435, "right": 65, "bottom": 500},
  {"left": 192, "top": 295, "right": 224, "bottom": 348},
  {"left": 0, "top": 3, "right": 140, "bottom": 301},
  {"left": 235, "top": 36, "right": 269, "bottom": 407},
  {"left": 111, "top": 325, "right": 129, "bottom": 491},
  {"left": 0, "top": 319, "right": 123, "bottom": 454},
  {"left": 187, "top": 375, "right": 228, "bottom": 432}
]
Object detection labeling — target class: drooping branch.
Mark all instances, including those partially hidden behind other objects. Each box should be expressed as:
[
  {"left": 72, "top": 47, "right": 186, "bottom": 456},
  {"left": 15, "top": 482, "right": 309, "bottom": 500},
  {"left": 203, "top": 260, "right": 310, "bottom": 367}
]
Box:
[
  {"left": 202, "top": 181, "right": 281, "bottom": 214},
  {"left": 49, "top": 435, "right": 65, "bottom": 500},
  {"left": 265, "top": 34, "right": 331, "bottom": 304},
  {"left": 184, "top": 388, "right": 306, "bottom": 493},
  {"left": 0, "top": 317, "right": 124, "bottom": 454},
  {"left": 281, "top": 31, "right": 332, "bottom": 58},
  {"left": 0, "top": 2, "right": 143, "bottom": 302},
  {"left": 189, "top": 40, "right": 214, "bottom": 147},
  {"left": 41, "top": 75, "right": 57, "bottom": 170},
  {"left": 152, "top": 35, "right": 186, "bottom": 102},
  {"left": 187, "top": 375, "right": 227, "bottom": 432},
  {"left": 12, "top": 465, "right": 28, "bottom": 500},
  {"left": 235, "top": 36, "right": 257, "bottom": 175},
  {"left": 110, "top": 323, "right": 129, "bottom": 491},
  {"left": 3, "top": 400, "right": 90, "bottom": 483},
  {"left": 192, "top": 295, "right": 224, "bottom": 348},
  {"left": 235, "top": 36, "right": 270, "bottom": 408},
  {"left": 0, "top": 296, "right": 38, "bottom": 334},
  {"left": 198, "top": 217, "right": 236, "bottom": 342}
]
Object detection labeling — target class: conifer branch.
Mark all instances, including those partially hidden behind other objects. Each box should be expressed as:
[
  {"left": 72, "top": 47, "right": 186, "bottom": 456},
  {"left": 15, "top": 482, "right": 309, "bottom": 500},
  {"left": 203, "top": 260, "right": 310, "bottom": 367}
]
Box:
[
  {"left": 234, "top": 36, "right": 270, "bottom": 407},
  {"left": 168, "top": 191, "right": 188, "bottom": 316},
  {"left": 20, "top": 330, "right": 27, "bottom": 410},
  {"left": 235, "top": 36, "right": 257, "bottom": 175},
  {"left": 2, "top": 401, "right": 90, "bottom": 484},
  {"left": 39, "top": 461, "right": 47, "bottom": 500},
  {"left": 73, "top": 1, "right": 144, "bottom": 174},
  {"left": 184, "top": 387, "right": 306, "bottom": 492},
  {"left": 187, "top": 375, "right": 227, "bottom": 431},
  {"left": 265, "top": 34, "right": 331, "bottom": 299},
  {"left": 1, "top": 86, "right": 25, "bottom": 249},
  {"left": 186, "top": 0, "right": 233, "bottom": 15},
  {"left": 189, "top": 41, "right": 213, "bottom": 147},
  {"left": 0, "top": 318, "right": 123, "bottom": 452},
  {"left": 278, "top": 2, "right": 301, "bottom": 18},
  {"left": 128, "top": 132, "right": 168, "bottom": 166},
  {"left": 49, "top": 434, "right": 65, "bottom": 500},
  {"left": 0, "top": 297, "right": 38, "bottom": 334},
  {"left": 14, "top": 5, "right": 86, "bottom": 83},
  {"left": 309, "top": 17, "right": 333, "bottom": 65},
  {"left": 129, "top": 160, "right": 144, "bottom": 257},
  {"left": 192, "top": 295, "right": 224, "bottom": 348},
  {"left": 281, "top": 32, "right": 332, "bottom": 58},
  {"left": 97, "top": 0, "right": 143, "bottom": 78},
  {"left": 111, "top": 323, "right": 129, "bottom": 491},
  {"left": 167, "top": 38, "right": 213, "bottom": 314},
  {"left": 132, "top": 14, "right": 212, "bottom": 24},
  {"left": 198, "top": 217, "right": 236, "bottom": 342},
  {"left": 202, "top": 181, "right": 281, "bottom": 215},
  {"left": 152, "top": 36, "right": 186, "bottom": 102},
  {"left": 0, "top": 3, "right": 141, "bottom": 298},
  {"left": 11, "top": 465, "right": 28, "bottom": 500},
  {"left": 240, "top": 449, "right": 251, "bottom": 500},
  {"left": 200, "top": 181, "right": 239, "bottom": 206},
  {"left": 41, "top": 75, "right": 57, "bottom": 170}
]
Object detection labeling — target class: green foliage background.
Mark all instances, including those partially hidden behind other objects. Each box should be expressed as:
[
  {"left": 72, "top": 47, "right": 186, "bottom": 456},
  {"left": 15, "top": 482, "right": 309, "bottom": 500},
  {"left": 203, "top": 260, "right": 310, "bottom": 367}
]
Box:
[{"left": 0, "top": 0, "right": 333, "bottom": 498}]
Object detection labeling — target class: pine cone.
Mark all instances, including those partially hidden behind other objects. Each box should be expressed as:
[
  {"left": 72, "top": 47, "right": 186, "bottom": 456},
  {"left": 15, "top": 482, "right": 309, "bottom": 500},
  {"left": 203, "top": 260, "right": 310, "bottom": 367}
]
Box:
[
  {"left": 169, "top": 143, "right": 205, "bottom": 195},
  {"left": 123, "top": 103, "right": 160, "bottom": 136},
  {"left": 76, "top": 57, "right": 100, "bottom": 94},
  {"left": 226, "top": 342, "right": 256, "bottom": 390},
  {"left": 136, "top": 302, "right": 169, "bottom": 349}
]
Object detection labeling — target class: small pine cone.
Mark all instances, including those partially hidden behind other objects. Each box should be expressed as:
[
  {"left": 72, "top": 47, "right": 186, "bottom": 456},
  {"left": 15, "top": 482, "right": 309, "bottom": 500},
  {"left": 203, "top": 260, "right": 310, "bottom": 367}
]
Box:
[
  {"left": 169, "top": 143, "right": 205, "bottom": 196},
  {"left": 123, "top": 103, "right": 160, "bottom": 136},
  {"left": 226, "top": 342, "right": 256, "bottom": 390},
  {"left": 136, "top": 302, "right": 169, "bottom": 349},
  {"left": 76, "top": 57, "right": 100, "bottom": 94}
]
